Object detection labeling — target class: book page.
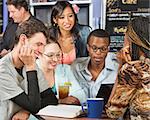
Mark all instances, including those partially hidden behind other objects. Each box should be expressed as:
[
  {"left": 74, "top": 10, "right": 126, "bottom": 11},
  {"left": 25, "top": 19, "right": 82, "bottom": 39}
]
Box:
[{"left": 37, "top": 104, "right": 83, "bottom": 118}]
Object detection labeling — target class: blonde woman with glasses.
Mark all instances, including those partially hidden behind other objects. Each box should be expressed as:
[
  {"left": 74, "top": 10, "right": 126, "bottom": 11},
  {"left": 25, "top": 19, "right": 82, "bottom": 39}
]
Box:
[{"left": 37, "top": 40, "right": 86, "bottom": 105}]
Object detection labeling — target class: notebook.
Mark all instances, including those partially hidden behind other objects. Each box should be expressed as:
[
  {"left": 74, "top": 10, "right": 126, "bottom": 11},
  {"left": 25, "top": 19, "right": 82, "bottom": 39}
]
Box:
[{"left": 37, "top": 104, "right": 83, "bottom": 118}]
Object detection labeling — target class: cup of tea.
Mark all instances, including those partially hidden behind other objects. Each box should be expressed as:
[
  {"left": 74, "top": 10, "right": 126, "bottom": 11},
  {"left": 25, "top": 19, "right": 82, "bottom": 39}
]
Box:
[
  {"left": 82, "top": 98, "right": 104, "bottom": 118},
  {"left": 58, "top": 85, "right": 69, "bottom": 99}
]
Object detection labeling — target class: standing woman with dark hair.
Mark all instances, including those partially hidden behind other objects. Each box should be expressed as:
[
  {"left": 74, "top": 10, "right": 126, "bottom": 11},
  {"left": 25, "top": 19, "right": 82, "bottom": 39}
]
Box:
[
  {"left": 49, "top": 1, "right": 91, "bottom": 64},
  {"left": 106, "top": 16, "right": 150, "bottom": 119}
]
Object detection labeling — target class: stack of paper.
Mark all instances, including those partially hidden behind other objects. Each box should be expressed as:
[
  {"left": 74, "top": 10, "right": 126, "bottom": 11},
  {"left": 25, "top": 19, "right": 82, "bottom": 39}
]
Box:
[{"left": 37, "top": 104, "right": 83, "bottom": 118}]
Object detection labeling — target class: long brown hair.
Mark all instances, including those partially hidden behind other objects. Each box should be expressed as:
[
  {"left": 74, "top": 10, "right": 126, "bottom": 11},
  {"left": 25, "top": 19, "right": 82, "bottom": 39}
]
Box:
[{"left": 127, "top": 16, "right": 149, "bottom": 60}]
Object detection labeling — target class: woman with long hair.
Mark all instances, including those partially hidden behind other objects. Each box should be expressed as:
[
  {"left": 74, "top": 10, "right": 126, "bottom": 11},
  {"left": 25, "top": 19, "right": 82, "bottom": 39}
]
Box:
[
  {"left": 106, "top": 16, "right": 150, "bottom": 120},
  {"left": 49, "top": 1, "right": 91, "bottom": 64}
]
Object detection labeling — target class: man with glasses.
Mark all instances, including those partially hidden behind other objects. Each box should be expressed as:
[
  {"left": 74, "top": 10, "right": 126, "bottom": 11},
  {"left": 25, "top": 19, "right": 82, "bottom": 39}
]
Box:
[{"left": 71, "top": 29, "right": 119, "bottom": 105}]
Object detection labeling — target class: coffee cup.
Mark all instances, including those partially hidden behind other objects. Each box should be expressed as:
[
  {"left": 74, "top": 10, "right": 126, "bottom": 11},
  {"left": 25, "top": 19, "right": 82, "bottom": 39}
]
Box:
[{"left": 82, "top": 98, "right": 104, "bottom": 118}]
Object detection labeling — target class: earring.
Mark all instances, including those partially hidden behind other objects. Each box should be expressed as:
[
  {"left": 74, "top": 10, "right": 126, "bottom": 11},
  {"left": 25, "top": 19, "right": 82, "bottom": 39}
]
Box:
[
  {"left": 53, "top": 23, "right": 56, "bottom": 27},
  {"left": 53, "top": 23, "right": 58, "bottom": 27}
]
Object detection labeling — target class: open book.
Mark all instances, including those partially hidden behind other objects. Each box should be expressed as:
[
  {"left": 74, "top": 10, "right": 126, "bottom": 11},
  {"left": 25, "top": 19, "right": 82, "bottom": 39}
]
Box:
[{"left": 37, "top": 104, "right": 83, "bottom": 118}]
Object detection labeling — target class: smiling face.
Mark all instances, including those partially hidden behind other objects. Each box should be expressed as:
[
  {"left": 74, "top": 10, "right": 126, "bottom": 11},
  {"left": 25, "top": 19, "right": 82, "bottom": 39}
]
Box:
[
  {"left": 16, "top": 32, "right": 47, "bottom": 66},
  {"left": 41, "top": 43, "right": 62, "bottom": 70},
  {"left": 27, "top": 32, "right": 47, "bottom": 57},
  {"left": 19, "top": 32, "right": 47, "bottom": 59},
  {"left": 87, "top": 36, "right": 109, "bottom": 66},
  {"left": 54, "top": 6, "right": 75, "bottom": 32}
]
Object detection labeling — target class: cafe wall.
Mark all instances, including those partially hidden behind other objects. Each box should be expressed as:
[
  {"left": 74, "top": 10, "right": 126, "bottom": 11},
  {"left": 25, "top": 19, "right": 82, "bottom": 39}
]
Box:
[{"left": 106, "top": 0, "right": 150, "bottom": 52}]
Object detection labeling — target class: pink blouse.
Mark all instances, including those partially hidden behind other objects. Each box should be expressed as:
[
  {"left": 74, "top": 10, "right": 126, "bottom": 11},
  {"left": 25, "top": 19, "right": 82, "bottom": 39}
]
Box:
[{"left": 62, "top": 48, "right": 76, "bottom": 64}]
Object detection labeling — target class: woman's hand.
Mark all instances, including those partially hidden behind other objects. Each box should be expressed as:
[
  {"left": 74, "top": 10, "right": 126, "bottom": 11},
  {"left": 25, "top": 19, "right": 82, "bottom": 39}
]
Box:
[
  {"left": 59, "top": 96, "right": 80, "bottom": 105},
  {"left": 12, "top": 110, "right": 30, "bottom": 120},
  {"left": 117, "top": 46, "right": 131, "bottom": 65}
]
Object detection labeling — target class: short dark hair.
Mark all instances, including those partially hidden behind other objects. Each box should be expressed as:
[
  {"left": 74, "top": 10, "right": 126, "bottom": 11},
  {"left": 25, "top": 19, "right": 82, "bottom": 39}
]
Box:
[
  {"left": 15, "top": 19, "right": 48, "bottom": 44},
  {"left": 6, "top": 0, "right": 29, "bottom": 11},
  {"left": 87, "top": 29, "right": 110, "bottom": 45}
]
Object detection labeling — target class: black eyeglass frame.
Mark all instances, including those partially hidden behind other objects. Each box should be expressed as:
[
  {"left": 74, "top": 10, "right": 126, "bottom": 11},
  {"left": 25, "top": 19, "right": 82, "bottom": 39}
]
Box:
[{"left": 88, "top": 44, "right": 109, "bottom": 53}]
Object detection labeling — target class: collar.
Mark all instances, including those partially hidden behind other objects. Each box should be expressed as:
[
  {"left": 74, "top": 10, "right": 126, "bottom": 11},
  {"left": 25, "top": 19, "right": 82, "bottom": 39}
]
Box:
[
  {"left": 78, "top": 57, "right": 90, "bottom": 72},
  {"left": 105, "top": 52, "right": 118, "bottom": 71}
]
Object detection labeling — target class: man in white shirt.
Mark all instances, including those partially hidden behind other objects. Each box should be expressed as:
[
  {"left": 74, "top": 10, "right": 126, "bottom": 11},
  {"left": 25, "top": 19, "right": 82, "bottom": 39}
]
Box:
[{"left": 71, "top": 29, "right": 119, "bottom": 105}]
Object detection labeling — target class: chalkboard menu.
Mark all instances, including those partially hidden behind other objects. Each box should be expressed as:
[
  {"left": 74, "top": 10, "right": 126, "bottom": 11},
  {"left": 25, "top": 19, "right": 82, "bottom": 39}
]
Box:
[{"left": 106, "top": 0, "right": 150, "bottom": 52}]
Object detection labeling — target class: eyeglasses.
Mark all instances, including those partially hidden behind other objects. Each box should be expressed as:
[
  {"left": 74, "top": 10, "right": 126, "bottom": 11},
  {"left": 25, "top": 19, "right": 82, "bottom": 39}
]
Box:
[
  {"left": 88, "top": 45, "right": 109, "bottom": 53},
  {"left": 43, "top": 52, "right": 62, "bottom": 60}
]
